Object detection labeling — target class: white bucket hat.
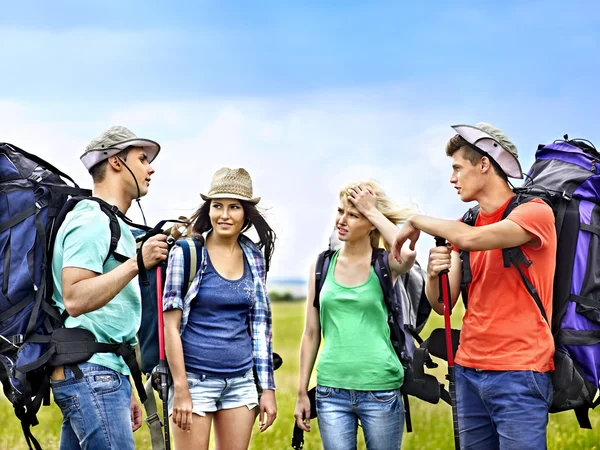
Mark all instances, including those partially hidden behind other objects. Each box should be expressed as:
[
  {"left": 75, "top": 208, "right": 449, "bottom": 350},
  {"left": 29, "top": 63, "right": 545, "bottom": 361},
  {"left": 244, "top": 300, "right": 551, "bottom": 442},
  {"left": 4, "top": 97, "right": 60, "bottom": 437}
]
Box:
[
  {"left": 80, "top": 125, "right": 160, "bottom": 172},
  {"left": 451, "top": 122, "right": 523, "bottom": 179}
]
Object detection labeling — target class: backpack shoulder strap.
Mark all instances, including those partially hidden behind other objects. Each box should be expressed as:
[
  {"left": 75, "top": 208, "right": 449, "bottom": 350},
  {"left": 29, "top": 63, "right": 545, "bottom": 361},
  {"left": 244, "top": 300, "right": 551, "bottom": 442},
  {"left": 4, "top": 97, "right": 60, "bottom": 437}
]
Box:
[
  {"left": 179, "top": 237, "right": 204, "bottom": 298},
  {"left": 372, "top": 248, "right": 395, "bottom": 302},
  {"left": 313, "top": 250, "right": 332, "bottom": 310},
  {"left": 459, "top": 205, "right": 480, "bottom": 308},
  {"left": 500, "top": 195, "right": 549, "bottom": 324}
]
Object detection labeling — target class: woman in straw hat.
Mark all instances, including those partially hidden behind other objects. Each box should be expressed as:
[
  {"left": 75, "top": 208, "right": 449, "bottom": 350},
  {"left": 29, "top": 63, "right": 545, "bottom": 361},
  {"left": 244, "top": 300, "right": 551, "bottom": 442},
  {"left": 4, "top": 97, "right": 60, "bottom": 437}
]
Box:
[
  {"left": 294, "top": 181, "right": 416, "bottom": 450},
  {"left": 163, "top": 167, "right": 277, "bottom": 450}
]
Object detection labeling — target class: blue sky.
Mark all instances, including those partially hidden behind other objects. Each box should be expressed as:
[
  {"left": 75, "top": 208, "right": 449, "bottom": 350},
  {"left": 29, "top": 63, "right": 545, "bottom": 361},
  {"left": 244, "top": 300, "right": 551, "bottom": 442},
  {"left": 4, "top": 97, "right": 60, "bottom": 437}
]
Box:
[{"left": 1, "top": 1, "right": 599, "bottom": 280}]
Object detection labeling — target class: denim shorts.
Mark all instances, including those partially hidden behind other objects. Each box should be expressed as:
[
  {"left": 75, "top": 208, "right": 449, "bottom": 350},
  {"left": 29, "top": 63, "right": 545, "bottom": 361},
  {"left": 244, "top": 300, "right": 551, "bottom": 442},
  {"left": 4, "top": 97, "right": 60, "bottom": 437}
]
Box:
[{"left": 168, "top": 368, "right": 259, "bottom": 417}]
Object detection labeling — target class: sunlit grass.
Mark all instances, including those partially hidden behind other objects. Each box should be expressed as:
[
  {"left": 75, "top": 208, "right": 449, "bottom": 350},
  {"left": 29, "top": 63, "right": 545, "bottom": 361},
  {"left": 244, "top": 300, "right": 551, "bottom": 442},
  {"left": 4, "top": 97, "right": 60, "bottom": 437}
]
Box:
[{"left": 1, "top": 301, "right": 599, "bottom": 449}]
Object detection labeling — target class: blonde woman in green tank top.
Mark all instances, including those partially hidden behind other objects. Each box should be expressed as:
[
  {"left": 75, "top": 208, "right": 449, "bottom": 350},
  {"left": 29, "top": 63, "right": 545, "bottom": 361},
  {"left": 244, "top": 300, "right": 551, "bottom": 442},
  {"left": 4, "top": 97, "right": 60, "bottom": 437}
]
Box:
[{"left": 294, "top": 181, "right": 417, "bottom": 450}]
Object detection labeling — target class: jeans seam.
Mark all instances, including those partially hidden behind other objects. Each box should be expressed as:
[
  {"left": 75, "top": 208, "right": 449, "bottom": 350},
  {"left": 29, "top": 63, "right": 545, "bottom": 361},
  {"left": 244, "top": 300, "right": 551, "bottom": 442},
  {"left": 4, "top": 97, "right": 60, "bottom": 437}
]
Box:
[
  {"left": 86, "top": 375, "right": 115, "bottom": 448},
  {"left": 367, "top": 390, "right": 398, "bottom": 403}
]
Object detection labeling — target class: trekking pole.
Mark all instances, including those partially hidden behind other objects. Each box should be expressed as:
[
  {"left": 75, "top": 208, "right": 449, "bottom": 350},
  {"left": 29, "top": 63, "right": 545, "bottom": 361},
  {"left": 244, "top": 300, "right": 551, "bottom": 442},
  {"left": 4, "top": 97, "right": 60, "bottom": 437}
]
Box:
[
  {"left": 156, "top": 266, "right": 171, "bottom": 450},
  {"left": 435, "top": 237, "right": 460, "bottom": 450}
]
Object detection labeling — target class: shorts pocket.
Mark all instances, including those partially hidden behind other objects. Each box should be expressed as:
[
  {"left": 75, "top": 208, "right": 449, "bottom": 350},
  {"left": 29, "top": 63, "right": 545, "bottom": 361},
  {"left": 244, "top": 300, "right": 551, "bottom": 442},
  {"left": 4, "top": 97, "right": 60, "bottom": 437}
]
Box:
[
  {"left": 89, "top": 371, "right": 122, "bottom": 395},
  {"left": 316, "top": 385, "right": 333, "bottom": 399},
  {"left": 368, "top": 389, "right": 398, "bottom": 403}
]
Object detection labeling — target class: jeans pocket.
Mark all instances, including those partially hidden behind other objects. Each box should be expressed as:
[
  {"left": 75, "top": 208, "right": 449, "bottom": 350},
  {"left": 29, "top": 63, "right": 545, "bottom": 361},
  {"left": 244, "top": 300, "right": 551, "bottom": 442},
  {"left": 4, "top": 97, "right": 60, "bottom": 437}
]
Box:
[
  {"left": 368, "top": 389, "right": 398, "bottom": 403},
  {"left": 527, "top": 371, "right": 552, "bottom": 407},
  {"left": 316, "top": 385, "right": 333, "bottom": 399},
  {"left": 54, "top": 392, "right": 80, "bottom": 414},
  {"left": 89, "top": 371, "right": 122, "bottom": 395}
]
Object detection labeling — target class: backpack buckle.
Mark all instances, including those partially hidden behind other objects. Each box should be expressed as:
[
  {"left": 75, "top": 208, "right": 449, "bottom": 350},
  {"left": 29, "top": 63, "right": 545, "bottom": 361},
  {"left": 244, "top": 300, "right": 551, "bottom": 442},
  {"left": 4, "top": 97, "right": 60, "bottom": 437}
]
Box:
[
  {"left": 35, "top": 199, "right": 48, "bottom": 209},
  {"left": 11, "top": 335, "right": 24, "bottom": 346},
  {"left": 562, "top": 191, "right": 572, "bottom": 201}
]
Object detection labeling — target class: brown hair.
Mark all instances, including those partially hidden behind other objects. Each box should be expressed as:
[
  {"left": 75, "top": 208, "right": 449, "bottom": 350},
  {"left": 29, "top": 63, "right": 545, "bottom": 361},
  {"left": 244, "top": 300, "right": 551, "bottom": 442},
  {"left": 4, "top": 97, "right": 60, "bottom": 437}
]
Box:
[
  {"left": 90, "top": 147, "right": 131, "bottom": 183},
  {"left": 188, "top": 200, "right": 276, "bottom": 273}
]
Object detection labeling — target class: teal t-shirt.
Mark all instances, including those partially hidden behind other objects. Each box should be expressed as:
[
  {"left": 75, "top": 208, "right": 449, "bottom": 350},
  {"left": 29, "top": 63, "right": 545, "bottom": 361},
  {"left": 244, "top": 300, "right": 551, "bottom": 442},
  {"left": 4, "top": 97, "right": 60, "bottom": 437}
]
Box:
[
  {"left": 316, "top": 250, "right": 403, "bottom": 390},
  {"left": 51, "top": 200, "right": 141, "bottom": 375}
]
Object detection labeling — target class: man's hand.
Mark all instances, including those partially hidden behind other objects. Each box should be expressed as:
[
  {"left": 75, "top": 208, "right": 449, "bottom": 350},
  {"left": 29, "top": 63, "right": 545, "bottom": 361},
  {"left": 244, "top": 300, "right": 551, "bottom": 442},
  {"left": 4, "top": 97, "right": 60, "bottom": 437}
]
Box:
[
  {"left": 346, "top": 184, "right": 377, "bottom": 216},
  {"left": 293, "top": 392, "right": 312, "bottom": 432},
  {"left": 141, "top": 234, "right": 169, "bottom": 269},
  {"left": 258, "top": 389, "right": 277, "bottom": 432},
  {"left": 393, "top": 218, "right": 421, "bottom": 263},
  {"left": 130, "top": 392, "right": 143, "bottom": 432},
  {"left": 427, "top": 243, "right": 452, "bottom": 278}
]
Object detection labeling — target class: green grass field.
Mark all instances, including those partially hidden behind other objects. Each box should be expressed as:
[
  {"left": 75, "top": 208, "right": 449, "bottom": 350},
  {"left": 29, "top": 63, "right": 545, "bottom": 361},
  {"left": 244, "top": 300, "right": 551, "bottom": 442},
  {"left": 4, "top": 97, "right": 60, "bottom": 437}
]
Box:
[{"left": 1, "top": 301, "right": 599, "bottom": 449}]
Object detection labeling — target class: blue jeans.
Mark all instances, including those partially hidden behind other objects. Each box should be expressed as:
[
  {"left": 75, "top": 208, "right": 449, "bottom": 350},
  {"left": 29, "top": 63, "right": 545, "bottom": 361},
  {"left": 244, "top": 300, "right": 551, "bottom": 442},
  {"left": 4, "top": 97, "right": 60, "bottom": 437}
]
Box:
[
  {"left": 315, "top": 385, "right": 404, "bottom": 450},
  {"left": 51, "top": 363, "right": 134, "bottom": 450},
  {"left": 455, "top": 364, "right": 553, "bottom": 450}
]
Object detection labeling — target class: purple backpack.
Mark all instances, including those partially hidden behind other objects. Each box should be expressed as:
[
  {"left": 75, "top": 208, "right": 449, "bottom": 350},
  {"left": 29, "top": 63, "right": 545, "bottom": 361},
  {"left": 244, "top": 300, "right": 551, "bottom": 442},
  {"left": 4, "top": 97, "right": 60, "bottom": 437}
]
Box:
[{"left": 461, "top": 137, "right": 600, "bottom": 428}]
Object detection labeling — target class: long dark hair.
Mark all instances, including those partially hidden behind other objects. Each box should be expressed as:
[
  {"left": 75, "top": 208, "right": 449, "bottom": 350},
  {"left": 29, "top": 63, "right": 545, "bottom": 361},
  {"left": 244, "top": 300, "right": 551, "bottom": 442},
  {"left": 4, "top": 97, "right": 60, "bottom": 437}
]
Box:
[{"left": 189, "top": 199, "right": 276, "bottom": 273}]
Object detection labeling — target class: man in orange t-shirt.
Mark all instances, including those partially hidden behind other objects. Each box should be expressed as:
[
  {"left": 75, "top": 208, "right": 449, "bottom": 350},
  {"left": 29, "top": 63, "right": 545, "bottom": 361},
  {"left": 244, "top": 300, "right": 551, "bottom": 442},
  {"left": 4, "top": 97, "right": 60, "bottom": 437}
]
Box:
[{"left": 392, "top": 122, "right": 557, "bottom": 449}]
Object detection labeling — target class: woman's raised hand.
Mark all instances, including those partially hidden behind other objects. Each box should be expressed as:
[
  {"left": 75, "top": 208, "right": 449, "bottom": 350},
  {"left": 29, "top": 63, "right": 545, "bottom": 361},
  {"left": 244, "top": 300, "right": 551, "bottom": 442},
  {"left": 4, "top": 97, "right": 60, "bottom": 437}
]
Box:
[{"left": 346, "top": 184, "right": 377, "bottom": 215}]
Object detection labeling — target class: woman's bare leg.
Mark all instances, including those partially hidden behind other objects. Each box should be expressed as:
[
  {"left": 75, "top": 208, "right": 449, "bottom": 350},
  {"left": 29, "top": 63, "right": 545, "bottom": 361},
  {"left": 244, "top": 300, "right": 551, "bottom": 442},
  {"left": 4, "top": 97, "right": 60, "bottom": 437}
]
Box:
[
  {"left": 213, "top": 406, "right": 256, "bottom": 450},
  {"left": 171, "top": 412, "right": 213, "bottom": 450}
]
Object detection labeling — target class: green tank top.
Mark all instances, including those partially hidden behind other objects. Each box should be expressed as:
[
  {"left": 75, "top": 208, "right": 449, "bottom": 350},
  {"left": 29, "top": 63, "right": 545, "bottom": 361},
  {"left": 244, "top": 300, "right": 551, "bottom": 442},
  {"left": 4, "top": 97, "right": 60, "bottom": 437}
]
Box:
[{"left": 316, "top": 250, "right": 403, "bottom": 390}]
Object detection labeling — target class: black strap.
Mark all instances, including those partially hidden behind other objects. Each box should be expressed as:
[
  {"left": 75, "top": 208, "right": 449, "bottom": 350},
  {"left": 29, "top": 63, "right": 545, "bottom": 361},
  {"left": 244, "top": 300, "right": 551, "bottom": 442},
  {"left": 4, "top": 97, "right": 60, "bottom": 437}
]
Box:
[
  {"left": 570, "top": 294, "right": 600, "bottom": 310},
  {"left": 0, "top": 205, "right": 36, "bottom": 233},
  {"left": 403, "top": 393, "right": 412, "bottom": 433},
  {"left": 0, "top": 295, "right": 34, "bottom": 322},
  {"left": 580, "top": 223, "right": 600, "bottom": 237},
  {"left": 510, "top": 259, "right": 549, "bottom": 324},
  {"left": 574, "top": 407, "right": 593, "bottom": 429},
  {"left": 313, "top": 251, "right": 331, "bottom": 309},
  {"left": 556, "top": 329, "right": 600, "bottom": 346},
  {"left": 0, "top": 336, "right": 18, "bottom": 354},
  {"left": 24, "top": 208, "right": 48, "bottom": 338},
  {"left": 44, "top": 184, "right": 92, "bottom": 197}
]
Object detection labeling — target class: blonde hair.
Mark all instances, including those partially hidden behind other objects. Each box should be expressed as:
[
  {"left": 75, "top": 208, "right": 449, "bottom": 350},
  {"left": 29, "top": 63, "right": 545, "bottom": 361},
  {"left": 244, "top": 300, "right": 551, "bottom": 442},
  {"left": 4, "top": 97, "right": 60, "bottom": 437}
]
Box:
[{"left": 339, "top": 180, "right": 417, "bottom": 251}]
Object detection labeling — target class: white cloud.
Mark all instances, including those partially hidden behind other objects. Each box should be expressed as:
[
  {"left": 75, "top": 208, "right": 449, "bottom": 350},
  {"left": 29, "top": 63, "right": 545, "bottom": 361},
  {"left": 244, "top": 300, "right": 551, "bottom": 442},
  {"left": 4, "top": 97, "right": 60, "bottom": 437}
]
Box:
[{"left": 0, "top": 89, "right": 478, "bottom": 280}]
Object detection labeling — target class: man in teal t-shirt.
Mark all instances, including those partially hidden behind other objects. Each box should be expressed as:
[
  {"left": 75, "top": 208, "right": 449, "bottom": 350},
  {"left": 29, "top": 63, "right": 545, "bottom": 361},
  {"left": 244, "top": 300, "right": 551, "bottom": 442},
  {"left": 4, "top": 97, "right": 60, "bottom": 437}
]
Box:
[{"left": 50, "top": 126, "right": 168, "bottom": 450}]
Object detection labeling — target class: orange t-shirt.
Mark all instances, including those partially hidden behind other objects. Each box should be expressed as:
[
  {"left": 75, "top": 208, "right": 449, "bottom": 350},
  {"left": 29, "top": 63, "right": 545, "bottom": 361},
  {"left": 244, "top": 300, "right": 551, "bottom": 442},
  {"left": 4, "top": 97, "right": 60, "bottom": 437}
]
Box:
[{"left": 454, "top": 197, "right": 557, "bottom": 372}]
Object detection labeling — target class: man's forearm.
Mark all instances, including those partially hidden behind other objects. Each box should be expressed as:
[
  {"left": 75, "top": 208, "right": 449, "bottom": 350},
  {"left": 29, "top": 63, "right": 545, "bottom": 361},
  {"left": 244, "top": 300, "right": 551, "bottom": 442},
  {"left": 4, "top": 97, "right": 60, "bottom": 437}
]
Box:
[
  {"left": 409, "top": 215, "right": 474, "bottom": 248},
  {"left": 64, "top": 259, "right": 139, "bottom": 316},
  {"left": 364, "top": 209, "right": 400, "bottom": 248}
]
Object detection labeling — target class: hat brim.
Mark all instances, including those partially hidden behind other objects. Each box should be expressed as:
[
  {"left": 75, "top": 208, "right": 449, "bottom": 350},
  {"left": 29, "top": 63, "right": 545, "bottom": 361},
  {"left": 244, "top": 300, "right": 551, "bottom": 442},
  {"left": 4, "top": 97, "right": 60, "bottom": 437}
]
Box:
[
  {"left": 81, "top": 138, "right": 161, "bottom": 172},
  {"left": 451, "top": 124, "right": 523, "bottom": 179},
  {"left": 200, "top": 193, "right": 261, "bottom": 205}
]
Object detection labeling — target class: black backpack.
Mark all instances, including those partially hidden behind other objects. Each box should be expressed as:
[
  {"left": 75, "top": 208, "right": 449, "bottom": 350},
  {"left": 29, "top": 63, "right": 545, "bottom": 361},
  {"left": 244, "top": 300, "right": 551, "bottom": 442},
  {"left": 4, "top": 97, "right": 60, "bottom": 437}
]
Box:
[{"left": 0, "top": 143, "right": 148, "bottom": 450}]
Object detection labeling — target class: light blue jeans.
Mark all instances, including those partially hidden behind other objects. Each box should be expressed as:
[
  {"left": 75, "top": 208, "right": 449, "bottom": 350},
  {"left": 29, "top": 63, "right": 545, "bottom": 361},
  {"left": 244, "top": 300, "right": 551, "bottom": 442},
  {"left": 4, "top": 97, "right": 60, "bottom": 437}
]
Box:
[
  {"left": 455, "top": 364, "right": 553, "bottom": 450},
  {"left": 51, "top": 362, "right": 134, "bottom": 450},
  {"left": 315, "top": 385, "right": 404, "bottom": 450}
]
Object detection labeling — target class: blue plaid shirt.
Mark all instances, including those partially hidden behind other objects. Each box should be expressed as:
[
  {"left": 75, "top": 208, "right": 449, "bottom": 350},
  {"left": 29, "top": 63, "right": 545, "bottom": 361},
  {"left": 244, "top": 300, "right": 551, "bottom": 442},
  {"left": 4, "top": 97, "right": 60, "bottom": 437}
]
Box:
[{"left": 163, "top": 234, "right": 275, "bottom": 390}]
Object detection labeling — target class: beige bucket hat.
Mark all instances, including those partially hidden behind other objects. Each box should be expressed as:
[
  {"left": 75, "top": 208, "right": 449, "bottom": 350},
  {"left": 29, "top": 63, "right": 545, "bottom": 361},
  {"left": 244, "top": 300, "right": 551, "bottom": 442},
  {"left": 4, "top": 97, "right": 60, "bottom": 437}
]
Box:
[
  {"left": 80, "top": 125, "right": 160, "bottom": 171},
  {"left": 200, "top": 167, "right": 261, "bottom": 204}
]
